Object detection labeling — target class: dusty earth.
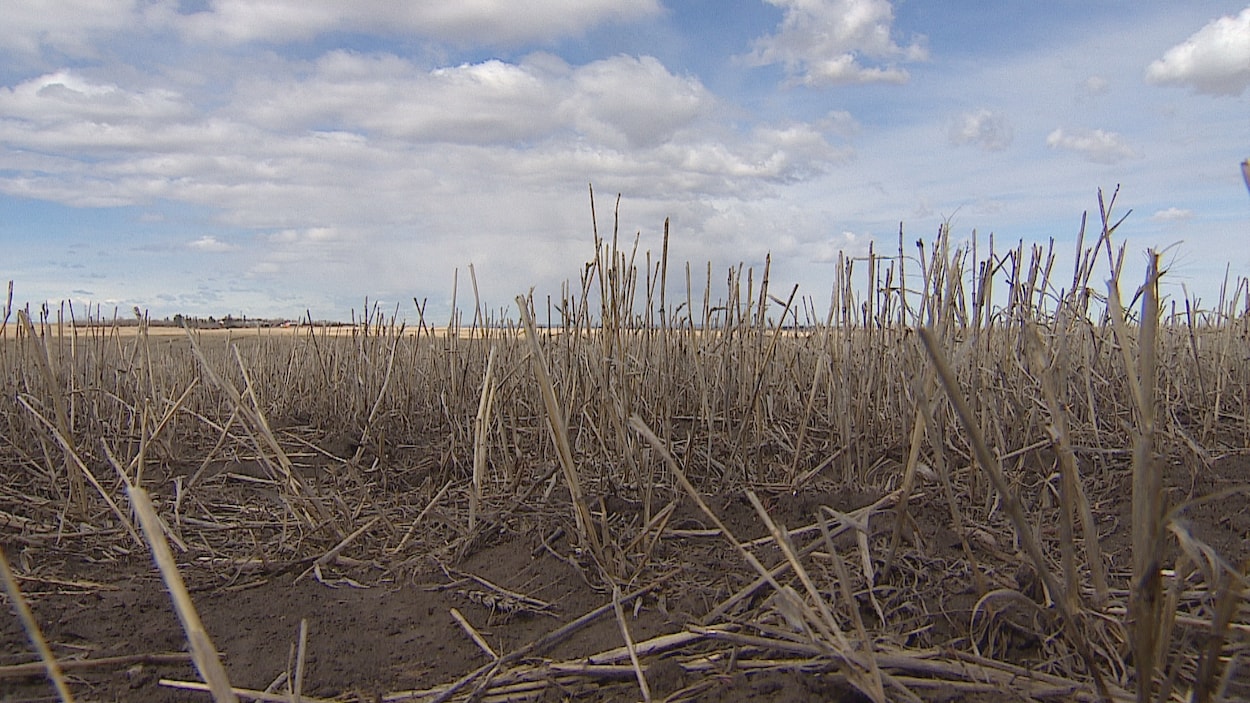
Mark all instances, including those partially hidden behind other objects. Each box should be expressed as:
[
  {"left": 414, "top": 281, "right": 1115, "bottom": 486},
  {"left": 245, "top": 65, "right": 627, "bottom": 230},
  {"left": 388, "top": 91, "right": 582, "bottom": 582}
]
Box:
[{"left": 3, "top": 443, "right": 1249, "bottom": 703}]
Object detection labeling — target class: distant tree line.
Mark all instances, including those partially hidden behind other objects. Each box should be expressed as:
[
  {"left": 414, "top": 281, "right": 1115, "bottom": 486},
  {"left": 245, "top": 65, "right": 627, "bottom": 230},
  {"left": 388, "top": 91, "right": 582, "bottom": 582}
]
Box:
[{"left": 162, "top": 313, "right": 293, "bottom": 329}]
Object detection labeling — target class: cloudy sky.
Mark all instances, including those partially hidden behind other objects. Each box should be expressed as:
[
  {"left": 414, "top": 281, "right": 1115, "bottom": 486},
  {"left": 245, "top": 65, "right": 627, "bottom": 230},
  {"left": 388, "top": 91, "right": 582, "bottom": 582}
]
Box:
[{"left": 2, "top": 1, "right": 1248, "bottom": 323}]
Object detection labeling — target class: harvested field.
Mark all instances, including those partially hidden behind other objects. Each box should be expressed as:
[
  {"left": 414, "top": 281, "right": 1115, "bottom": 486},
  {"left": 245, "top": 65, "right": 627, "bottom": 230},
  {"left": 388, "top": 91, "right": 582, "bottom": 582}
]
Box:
[{"left": 3, "top": 196, "right": 1250, "bottom": 702}]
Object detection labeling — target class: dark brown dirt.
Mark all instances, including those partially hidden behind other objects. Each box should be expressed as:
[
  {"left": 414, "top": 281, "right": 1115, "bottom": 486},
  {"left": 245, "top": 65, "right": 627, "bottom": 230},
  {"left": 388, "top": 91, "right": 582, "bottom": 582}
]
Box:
[
  {"left": 2, "top": 478, "right": 872, "bottom": 703},
  {"left": 2, "top": 527, "right": 678, "bottom": 701},
  {"left": 3, "top": 448, "right": 1249, "bottom": 702}
]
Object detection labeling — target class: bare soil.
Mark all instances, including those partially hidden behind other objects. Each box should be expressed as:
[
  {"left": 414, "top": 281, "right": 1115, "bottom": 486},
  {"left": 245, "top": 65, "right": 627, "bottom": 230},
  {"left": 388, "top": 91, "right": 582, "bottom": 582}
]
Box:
[{"left": 3, "top": 444, "right": 1249, "bottom": 702}]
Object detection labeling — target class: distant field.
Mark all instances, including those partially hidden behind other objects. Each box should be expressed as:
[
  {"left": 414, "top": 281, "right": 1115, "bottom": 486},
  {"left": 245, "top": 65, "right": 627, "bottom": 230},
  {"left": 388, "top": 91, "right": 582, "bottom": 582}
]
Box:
[{"left": 0, "top": 321, "right": 472, "bottom": 339}]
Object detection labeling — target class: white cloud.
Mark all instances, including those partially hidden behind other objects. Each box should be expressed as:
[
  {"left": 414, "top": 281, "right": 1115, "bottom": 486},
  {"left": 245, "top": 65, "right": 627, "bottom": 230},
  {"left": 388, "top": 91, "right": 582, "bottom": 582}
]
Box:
[
  {"left": 817, "top": 110, "right": 861, "bottom": 137},
  {"left": 1146, "top": 7, "right": 1250, "bottom": 96},
  {"left": 561, "top": 56, "right": 713, "bottom": 148},
  {"left": 1150, "top": 207, "right": 1193, "bottom": 222},
  {"left": 0, "top": 71, "right": 191, "bottom": 123},
  {"left": 174, "top": 0, "right": 661, "bottom": 45},
  {"left": 949, "top": 109, "right": 1013, "bottom": 152},
  {"left": 235, "top": 53, "right": 716, "bottom": 150},
  {"left": 1081, "top": 75, "right": 1110, "bottom": 97},
  {"left": 5, "top": 4, "right": 1247, "bottom": 321},
  {"left": 248, "top": 262, "right": 282, "bottom": 277},
  {"left": 238, "top": 52, "right": 559, "bottom": 145},
  {"left": 0, "top": 0, "right": 144, "bottom": 55},
  {"left": 247, "top": 53, "right": 826, "bottom": 207},
  {"left": 744, "top": 0, "right": 927, "bottom": 86},
  {"left": 0, "top": 47, "right": 850, "bottom": 316},
  {"left": 188, "top": 235, "right": 235, "bottom": 252},
  {"left": 266, "top": 227, "right": 341, "bottom": 244},
  {"left": 812, "top": 231, "right": 872, "bottom": 263},
  {"left": 249, "top": 227, "right": 353, "bottom": 279},
  {"left": 1045, "top": 128, "right": 1137, "bottom": 164}
]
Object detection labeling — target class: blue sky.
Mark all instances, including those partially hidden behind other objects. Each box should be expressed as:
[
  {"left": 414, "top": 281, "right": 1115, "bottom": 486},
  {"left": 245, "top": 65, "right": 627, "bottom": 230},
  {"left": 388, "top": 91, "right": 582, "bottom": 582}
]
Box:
[{"left": 2, "top": 1, "right": 1248, "bottom": 322}]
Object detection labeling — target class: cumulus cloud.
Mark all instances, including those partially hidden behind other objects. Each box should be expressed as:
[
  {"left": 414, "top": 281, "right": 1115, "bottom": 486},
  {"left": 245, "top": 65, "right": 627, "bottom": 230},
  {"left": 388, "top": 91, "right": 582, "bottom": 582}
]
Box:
[
  {"left": 238, "top": 53, "right": 558, "bottom": 145},
  {"left": 248, "top": 227, "right": 353, "bottom": 278},
  {"left": 561, "top": 56, "right": 713, "bottom": 148},
  {"left": 744, "top": 0, "right": 927, "bottom": 86},
  {"left": 173, "top": 0, "right": 661, "bottom": 46},
  {"left": 0, "top": 49, "right": 845, "bottom": 224},
  {"left": 188, "top": 235, "right": 235, "bottom": 252},
  {"left": 1146, "top": 7, "right": 1250, "bottom": 96},
  {"left": 741, "top": 123, "right": 851, "bottom": 179},
  {"left": 235, "top": 52, "right": 716, "bottom": 150},
  {"left": 1, "top": 0, "right": 145, "bottom": 55},
  {"left": 812, "top": 230, "right": 873, "bottom": 263},
  {"left": 817, "top": 110, "right": 861, "bottom": 137},
  {"left": 267, "top": 227, "right": 341, "bottom": 244},
  {"left": 1081, "top": 76, "right": 1110, "bottom": 97},
  {"left": 948, "top": 109, "right": 1013, "bottom": 152},
  {"left": 247, "top": 261, "right": 282, "bottom": 277},
  {"left": 1150, "top": 207, "right": 1193, "bottom": 222},
  {"left": 1045, "top": 128, "right": 1137, "bottom": 164},
  {"left": 0, "top": 71, "right": 191, "bottom": 123}
]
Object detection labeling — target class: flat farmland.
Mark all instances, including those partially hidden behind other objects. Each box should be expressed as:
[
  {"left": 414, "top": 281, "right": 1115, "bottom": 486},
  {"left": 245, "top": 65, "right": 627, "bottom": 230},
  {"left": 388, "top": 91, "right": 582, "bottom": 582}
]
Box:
[{"left": 2, "top": 219, "right": 1249, "bottom": 702}]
